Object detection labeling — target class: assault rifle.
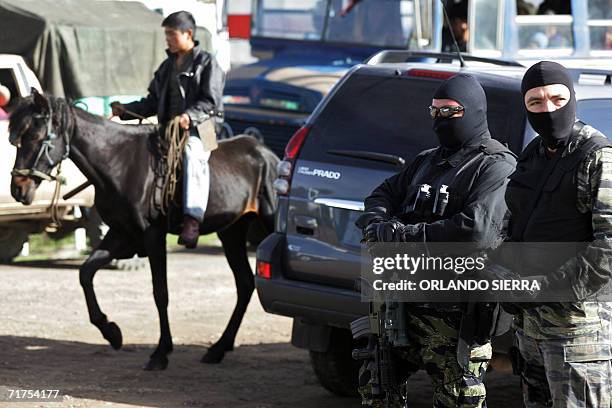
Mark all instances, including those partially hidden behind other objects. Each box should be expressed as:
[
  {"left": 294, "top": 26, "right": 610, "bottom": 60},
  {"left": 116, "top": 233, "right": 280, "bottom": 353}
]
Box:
[{"left": 351, "top": 294, "right": 408, "bottom": 408}]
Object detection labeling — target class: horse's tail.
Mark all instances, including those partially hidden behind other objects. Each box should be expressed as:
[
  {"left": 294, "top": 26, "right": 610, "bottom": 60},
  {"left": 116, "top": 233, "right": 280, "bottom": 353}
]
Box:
[{"left": 256, "top": 144, "right": 279, "bottom": 227}]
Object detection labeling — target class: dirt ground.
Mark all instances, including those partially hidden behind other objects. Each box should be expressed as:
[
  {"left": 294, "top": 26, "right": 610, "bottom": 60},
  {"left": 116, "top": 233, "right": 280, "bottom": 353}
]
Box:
[{"left": 0, "top": 246, "right": 523, "bottom": 408}]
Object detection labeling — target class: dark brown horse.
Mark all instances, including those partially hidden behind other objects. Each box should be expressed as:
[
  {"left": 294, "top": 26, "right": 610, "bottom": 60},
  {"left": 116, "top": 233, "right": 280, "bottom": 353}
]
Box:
[{"left": 9, "top": 90, "right": 278, "bottom": 370}]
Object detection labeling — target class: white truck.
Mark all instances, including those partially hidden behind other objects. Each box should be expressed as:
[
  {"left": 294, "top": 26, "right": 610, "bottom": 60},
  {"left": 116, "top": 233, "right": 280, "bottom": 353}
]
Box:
[{"left": 0, "top": 54, "right": 96, "bottom": 261}]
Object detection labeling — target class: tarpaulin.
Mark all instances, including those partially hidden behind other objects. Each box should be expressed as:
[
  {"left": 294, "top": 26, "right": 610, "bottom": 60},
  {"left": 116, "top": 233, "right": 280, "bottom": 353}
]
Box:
[{"left": 0, "top": 0, "right": 211, "bottom": 98}]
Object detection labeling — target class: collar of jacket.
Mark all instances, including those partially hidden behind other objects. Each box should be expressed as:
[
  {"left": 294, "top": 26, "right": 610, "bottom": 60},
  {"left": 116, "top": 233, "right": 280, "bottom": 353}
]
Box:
[
  {"left": 435, "top": 137, "right": 490, "bottom": 167},
  {"left": 165, "top": 41, "right": 202, "bottom": 59}
]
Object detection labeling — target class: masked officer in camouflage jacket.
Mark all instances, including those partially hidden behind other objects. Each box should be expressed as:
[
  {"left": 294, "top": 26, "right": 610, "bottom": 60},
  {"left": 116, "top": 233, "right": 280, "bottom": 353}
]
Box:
[
  {"left": 357, "top": 74, "right": 517, "bottom": 407},
  {"left": 505, "top": 61, "right": 612, "bottom": 407}
]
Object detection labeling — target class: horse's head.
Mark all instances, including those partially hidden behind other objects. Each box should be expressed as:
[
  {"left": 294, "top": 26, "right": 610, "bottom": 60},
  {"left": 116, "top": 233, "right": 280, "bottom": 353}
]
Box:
[{"left": 9, "top": 89, "right": 72, "bottom": 205}]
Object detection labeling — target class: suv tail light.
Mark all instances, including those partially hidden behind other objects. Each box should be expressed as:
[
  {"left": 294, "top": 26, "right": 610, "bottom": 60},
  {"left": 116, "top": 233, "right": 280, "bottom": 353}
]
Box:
[
  {"left": 407, "top": 69, "right": 456, "bottom": 80},
  {"left": 256, "top": 260, "right": 271, "bottom": 279},
  {"left": 274, "top": 125, "right": 310, "bottom": 196}
]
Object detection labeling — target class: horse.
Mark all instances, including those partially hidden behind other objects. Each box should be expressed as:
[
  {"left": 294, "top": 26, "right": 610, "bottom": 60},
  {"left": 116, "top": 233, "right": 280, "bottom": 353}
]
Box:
[{"left": 8, "top": 90, "right": 279, "bottom": 370}]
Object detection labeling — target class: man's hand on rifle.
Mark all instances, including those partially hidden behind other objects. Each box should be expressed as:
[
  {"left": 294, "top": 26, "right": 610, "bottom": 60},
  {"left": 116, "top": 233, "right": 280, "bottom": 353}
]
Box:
[
  {"left": 364, "top": 220, "right": 423, "bottom": 243},
  {"left": 364, "top": 219, "right": 404, "bottom": 243},
  {"left": 109, "top": 101, "right": 125, "bottom": 119},
  {"left": 179, "top": 113, "right": 190, "bottom": 130}
]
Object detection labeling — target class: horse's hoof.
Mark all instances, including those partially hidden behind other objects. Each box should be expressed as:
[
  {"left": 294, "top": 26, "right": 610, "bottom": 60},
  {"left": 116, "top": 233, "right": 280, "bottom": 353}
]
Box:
[
  {"left": 143, "top": 355, "right": 169, "bottom": 371},
  {"left": 201, "top": 348, "right": 225, "bottom": 364},
  {"left": 101, "top": 322, "right": 123, "bottom": 350}
]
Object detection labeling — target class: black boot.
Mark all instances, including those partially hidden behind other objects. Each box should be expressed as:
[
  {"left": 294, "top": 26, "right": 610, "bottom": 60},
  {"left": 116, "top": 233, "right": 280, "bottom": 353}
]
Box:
[{"left": 178, "top": 215, "right": 200, "bottom": 249}]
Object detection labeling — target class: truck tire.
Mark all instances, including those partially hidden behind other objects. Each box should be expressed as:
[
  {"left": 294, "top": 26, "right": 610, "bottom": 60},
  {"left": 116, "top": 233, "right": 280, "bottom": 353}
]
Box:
[
  {"left": 309, "top": 328, "right": 360, "bottom": 398},
  {"left": 0, "top": 228, "right": 28, "bottom": 263}
]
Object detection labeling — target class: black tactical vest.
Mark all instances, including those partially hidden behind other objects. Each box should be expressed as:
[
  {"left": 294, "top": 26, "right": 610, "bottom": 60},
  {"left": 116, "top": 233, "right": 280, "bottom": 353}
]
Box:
[
  {"left": 506, "top": 124, "right": 611, "bottom": 244},
  {"left": 398, "top": 137, "right": 512, "bottom": 226}
]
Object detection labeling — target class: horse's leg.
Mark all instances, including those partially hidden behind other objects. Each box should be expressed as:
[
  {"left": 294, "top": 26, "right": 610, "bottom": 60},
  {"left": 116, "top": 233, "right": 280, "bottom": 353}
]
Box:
[
  {"left": 142, "top": 224, "right": 173, "bottom": 371},
  {"left": 202, "top": 216, "right": 254, "bottom": 364},
  {"left": 79, "top": 229, "right": 127, "bottom": 350}
]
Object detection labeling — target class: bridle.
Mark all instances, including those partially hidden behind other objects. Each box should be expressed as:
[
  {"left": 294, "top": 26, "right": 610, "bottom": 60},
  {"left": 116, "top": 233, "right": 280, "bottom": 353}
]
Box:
[
  {"left": 10, "top": 101, "right": 72, "bottom": 182},
  {"left": 10, "top": 99, "right": 73, "bottom": 227}
]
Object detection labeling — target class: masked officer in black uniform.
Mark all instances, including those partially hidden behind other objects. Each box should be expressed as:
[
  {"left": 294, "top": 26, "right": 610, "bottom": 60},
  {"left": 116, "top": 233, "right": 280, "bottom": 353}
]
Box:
[{"left": 357, "top": 74, "right": 517, "bottom": 407}]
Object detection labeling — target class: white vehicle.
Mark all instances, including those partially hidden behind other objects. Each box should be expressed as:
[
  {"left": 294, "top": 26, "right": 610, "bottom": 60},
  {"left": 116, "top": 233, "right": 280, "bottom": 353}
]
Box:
[{"left": 0, "top": 54, "right": 96, "bottom": 261}]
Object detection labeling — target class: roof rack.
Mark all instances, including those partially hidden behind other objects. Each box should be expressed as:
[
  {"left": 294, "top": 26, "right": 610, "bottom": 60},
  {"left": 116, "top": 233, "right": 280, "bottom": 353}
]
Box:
[
  {"left": 366, "top": 50, "right": 523, "bottom": 68},
  {"left": 565, "top": 68, "right": 612, "bottom": 85}
]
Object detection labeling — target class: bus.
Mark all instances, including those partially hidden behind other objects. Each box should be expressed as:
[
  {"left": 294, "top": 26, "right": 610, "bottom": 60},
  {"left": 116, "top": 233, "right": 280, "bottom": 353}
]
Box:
[{"left": 222, "top": 0, "right": 612, "bottom": 157}]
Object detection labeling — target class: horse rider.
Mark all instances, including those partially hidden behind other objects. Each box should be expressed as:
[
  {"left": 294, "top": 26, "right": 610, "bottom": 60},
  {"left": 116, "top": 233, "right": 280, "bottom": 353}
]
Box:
[{"left": 110, "top": 10, "right": 224, "bottom": 249}]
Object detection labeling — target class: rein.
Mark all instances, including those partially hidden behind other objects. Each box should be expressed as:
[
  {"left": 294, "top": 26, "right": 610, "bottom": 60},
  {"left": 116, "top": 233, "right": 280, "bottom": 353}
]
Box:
[
  {"left": 121, "top": 107, "right": 155, "bottom": 125},
  {"left": 157, "top": 117, "right": 188, "bottom": 215},
  {"left": 118, "top": 109, "right": 188, "bottom": 215}
]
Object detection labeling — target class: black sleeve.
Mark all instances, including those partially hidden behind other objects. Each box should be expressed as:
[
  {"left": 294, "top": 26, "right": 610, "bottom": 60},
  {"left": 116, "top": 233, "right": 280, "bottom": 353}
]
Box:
[
  {"left": 185, "top": 55, "right": 225, "bottom": 125},
  {"left": 363, "top": 152, "right": 429, "bottom": 218}
]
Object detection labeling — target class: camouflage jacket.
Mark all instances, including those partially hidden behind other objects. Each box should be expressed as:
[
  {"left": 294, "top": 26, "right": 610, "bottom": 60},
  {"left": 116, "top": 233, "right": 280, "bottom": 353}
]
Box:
[{"left": 521, "top": 124, "right": 612, "bottom": 339}]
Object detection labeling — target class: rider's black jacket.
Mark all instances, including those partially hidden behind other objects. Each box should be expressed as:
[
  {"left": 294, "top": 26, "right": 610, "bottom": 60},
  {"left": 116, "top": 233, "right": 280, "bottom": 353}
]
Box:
[{"left": 120, "top": 42, "right": 225, "bottom": 133}]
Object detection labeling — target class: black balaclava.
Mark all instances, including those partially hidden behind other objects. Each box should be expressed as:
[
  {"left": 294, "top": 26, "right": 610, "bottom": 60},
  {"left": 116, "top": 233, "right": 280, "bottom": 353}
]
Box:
[
  {"left": 521, "top": 61, "right": 576, "bottom": 149},
  {"left": 432, "top": 73, "right": 490, "bottom": 151}
]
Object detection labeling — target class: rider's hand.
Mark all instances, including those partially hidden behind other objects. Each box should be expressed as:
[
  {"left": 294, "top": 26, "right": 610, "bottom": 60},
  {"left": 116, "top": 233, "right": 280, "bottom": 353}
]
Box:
[
  {"left": 109, "top": 101, "right": 124, "bottom": 118},
  {"left": 179, "top": 113, "right": 190, "bottom": 130}
]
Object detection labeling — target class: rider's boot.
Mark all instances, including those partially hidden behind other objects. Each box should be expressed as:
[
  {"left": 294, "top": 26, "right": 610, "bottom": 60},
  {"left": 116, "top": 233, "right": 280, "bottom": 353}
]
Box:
[{"left": 178, "top": 215, "right": 200, "bottom": 249}]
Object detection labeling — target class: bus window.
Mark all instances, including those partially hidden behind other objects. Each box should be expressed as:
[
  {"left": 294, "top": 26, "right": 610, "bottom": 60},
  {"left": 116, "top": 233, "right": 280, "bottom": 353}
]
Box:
[
  {"left": 515, "top": 0, "right": 573, "bottom": 55},
  {"left": 588, "top": 0, "right": 612, "bottom": 51},
  {"left": 442, "top": 0, "right": 468, "bottom": 52},
  {"left": 325, "top": 0, "right": 427, "bottom": 48},
  {"left": 471, "top": 0, "right": 500, "bottom": 51},
  {"left": 252, "top": 0, "right": 327, "bottom": 40}
]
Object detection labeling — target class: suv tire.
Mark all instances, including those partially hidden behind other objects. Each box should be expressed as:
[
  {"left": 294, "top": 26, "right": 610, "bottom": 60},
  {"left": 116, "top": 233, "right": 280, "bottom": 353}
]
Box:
[{"left": 309, "top": 328, "right": 360, "bottom": 397}]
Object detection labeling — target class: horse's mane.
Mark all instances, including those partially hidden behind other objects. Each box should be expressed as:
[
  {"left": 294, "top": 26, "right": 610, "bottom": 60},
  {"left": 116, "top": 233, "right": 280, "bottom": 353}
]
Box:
[{"left": 10, "top": 93, "right": 158, "bottom": 139}]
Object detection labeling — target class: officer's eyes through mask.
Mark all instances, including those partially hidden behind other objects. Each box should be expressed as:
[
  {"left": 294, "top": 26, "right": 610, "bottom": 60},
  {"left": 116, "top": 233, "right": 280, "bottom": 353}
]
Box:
[{"left": 429, "top": 105, "right": 465, "bottom": 119}]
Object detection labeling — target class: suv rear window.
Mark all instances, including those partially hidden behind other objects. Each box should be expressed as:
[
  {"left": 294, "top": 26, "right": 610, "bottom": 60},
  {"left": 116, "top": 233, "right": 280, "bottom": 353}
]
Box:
[
  {"left": 300, "top": 72, "right": 526, "bottom": 168},
  {"left": 577, "top": 99, "right": 612, "bottom": 137},
  {"left": 300, "top": 73, "right": 439, "bottom": 168}
]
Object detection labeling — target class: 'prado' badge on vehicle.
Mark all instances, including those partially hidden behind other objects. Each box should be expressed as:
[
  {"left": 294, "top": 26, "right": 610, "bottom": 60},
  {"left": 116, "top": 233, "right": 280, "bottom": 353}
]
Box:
[{"left": 296, "top": 166, "right": 341, "bottom": 180}]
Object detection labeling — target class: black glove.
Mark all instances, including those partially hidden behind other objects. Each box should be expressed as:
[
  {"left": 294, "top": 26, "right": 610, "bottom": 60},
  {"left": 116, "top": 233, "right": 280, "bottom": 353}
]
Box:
[
  {"left": 355, "top": 208, "right": 389, "bottom": 230},
  {"left": 364, "top": 220, "right": 404, "bottom": 243},
  {"left": 395, "top": 223, "right": 423, "bottom": 242},
  {"left": 364, "top": 220, "right": 424, "bottom": 243}
]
